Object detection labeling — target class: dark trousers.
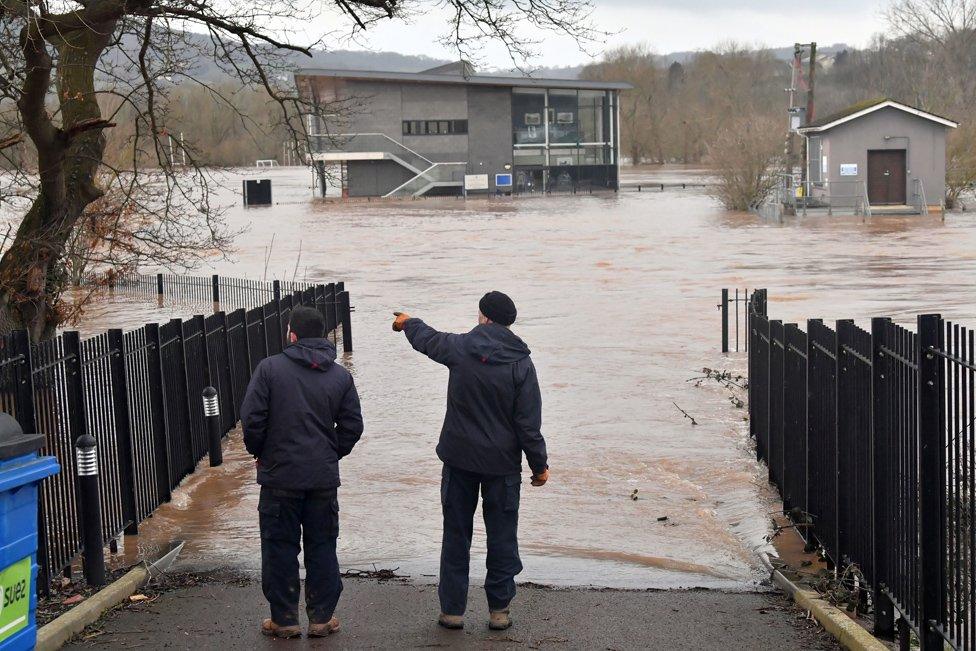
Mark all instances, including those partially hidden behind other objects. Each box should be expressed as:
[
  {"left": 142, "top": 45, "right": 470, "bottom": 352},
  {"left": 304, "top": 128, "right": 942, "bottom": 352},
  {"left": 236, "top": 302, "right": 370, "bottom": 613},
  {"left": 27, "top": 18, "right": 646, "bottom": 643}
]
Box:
[
  {"left": 439, "top": 464, "right": 523, "bottom": 616},
  {"left": 258, "top": 486, "right": 342, "bottom": 626}
]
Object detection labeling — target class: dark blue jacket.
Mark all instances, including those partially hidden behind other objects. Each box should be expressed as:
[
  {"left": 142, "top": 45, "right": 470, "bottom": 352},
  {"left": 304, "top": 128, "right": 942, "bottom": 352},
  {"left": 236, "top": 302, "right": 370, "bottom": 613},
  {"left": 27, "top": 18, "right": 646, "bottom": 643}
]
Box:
[
  {"left": 241, "top": 338, "right": 363, "bottom": 490},
  {"left": 404, "top": 319, "right": 547, "bottom": 476}
]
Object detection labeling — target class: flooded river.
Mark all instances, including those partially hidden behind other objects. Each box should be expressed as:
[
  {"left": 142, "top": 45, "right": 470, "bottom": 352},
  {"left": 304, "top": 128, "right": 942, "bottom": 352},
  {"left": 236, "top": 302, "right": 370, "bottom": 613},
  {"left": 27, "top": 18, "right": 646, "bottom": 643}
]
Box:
[{"left": 75, "top": 167, "right": 976, "bottom": 590}]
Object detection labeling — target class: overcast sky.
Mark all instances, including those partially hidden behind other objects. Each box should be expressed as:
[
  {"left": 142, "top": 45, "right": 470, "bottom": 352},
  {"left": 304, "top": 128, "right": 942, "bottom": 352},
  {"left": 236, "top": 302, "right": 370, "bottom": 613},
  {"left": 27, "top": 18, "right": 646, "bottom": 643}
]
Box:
[{"left": 320, "top": 0, "right": 889, "bottom": 68}]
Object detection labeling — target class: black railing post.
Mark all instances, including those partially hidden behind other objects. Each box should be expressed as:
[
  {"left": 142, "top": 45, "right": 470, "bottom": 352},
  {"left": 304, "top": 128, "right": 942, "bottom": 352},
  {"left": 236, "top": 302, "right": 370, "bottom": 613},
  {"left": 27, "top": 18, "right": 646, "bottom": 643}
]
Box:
[
  {"left": 75, "top": 433, "right": 105, "bottom": 588},
  {"left": 324, "top": 283, "right": 337, "bottom": 338},
  {"left": 744, "top": 288, "right": 749, "bottom": 353},
  {"left": 339, "top": 291, "right": 353, "bottom": 353},
  {"left": 271, "top": 284, "right": 284, "bottom": 352},
  {"left": 335, "top": 282, "right": 345, "bottom": 336},
  {"left": 917, "top": 313, "right": 945, "bottom": 651},
  {"left": 144, "top": 324, "right": 171, "bottom": 503},
  {"left": 835, "top": 319, "right": 853, "bottom": 563},
  {"left": 768, "top": 319, "right": 785, "bottom": 489},
  {"left": 870, "top": 317, "right": 895, "bottom": 638},
  {"left": 217, "top": 311, "right": 235, "bottom": 424},
  {"left": 203, "top": 387, "right": 222, "bottom": 467},
  {"left": 63, "top": 330, "right": 91, "bottom": 575},
  {"left": 897, "top": 619, "right": 911, "bottom": 651},
  {"left": 256, "top": 305, "right": 270, "bottom": 362},
  {"left": 13, "top": 329, "right": 50, "bottom": 597},
  {"left": 156, "top": 273, "right": 164, "bottom": 306},
  {"left": 721, "top": 288, "right": 729, "bottom": 353},
  {"left": 735, "top": 288, "right": 740, "bottom": 352},
  {"left": 171, "top": 318, "right": 195, "bottom": 476},
  {"left": 212, "top": 274, "right": 220, "bottom": 313},
  {"left": 107, "top": 329, "right": 139, "bottom": 535},
  {"left": 10, "top": 330, "right": 36, "bottom": 433}
]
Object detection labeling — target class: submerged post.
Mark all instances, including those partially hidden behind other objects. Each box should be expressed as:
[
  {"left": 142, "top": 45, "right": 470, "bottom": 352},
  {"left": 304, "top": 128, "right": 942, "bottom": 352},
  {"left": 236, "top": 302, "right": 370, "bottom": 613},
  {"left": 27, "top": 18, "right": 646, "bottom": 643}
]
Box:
[
  {"left": 339, "top": 291, "right": 353, "bottom": 353},
  {"left": 75, "top": 434, "right": 105, "bottom": 588},
  {"left": 721, "top": 289, "right": 729, "bottom": 353},
  {"left": 212, "top": 274, "right": 220, "bottom": 313},
  {"left": 203, "top": 386, "right": 222, "bottom": 467}
]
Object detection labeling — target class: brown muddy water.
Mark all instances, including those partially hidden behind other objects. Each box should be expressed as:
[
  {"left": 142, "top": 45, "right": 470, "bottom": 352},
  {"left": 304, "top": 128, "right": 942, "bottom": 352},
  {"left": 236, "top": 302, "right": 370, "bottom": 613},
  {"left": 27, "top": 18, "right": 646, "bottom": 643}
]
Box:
[{"left": 74, "top": 167, "right": 976, "bottom": 590}]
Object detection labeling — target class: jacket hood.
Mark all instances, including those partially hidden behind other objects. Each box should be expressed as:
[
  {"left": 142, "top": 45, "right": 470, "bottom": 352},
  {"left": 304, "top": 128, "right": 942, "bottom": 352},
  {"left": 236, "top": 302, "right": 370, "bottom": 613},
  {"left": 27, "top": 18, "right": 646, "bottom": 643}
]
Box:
[
  {"left": 466, "top": 324, "right": 530, "bottom": 364},
  {"left": 283, "top": 338, "right": 337, "bottom": 371}
]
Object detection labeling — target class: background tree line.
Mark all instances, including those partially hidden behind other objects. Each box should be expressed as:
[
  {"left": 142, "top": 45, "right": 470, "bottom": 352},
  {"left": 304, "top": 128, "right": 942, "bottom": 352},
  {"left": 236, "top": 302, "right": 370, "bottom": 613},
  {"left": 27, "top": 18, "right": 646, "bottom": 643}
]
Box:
[{"left": 3, "top": 84, "right": 293, "bottom": 171}]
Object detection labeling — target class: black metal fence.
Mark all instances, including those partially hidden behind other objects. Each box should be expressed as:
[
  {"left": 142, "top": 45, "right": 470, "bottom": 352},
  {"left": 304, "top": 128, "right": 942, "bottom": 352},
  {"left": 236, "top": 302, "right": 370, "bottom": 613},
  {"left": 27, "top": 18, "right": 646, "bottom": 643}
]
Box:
[
  {"left": 0, "top": 278, "right": 352, "bottom": 595},
  {"left": 81, "top": 272, "right": 322, "bottom": 312},
  {"left": 748, "top": 289, "right": 975, "bottom": 650}
]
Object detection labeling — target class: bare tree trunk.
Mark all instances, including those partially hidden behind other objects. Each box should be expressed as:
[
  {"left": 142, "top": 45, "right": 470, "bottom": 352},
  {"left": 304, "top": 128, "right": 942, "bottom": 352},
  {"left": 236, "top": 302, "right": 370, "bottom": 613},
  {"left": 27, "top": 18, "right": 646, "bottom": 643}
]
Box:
[{"left": 0, "top": 20, "right": 115, "bottom": 341}]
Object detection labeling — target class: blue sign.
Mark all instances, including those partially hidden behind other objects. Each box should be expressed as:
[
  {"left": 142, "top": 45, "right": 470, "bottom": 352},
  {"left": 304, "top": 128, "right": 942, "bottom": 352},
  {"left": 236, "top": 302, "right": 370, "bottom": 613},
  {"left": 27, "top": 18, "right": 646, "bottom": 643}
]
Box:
[{"left": 495, "top": 173, "right": 513, "bottom": 187}]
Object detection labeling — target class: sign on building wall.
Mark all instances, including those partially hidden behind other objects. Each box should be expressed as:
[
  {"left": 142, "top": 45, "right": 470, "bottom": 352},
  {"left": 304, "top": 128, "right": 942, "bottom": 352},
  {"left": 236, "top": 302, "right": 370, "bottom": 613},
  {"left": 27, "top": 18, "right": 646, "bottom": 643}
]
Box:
[
  {"left": 465, "top": 174, "right": 490, "bottom": 191},
  {"left": 840, "top": 163, "right": 858, "bottom": 176},
  {"left": 495, "top": 174, "right": 513, "bottom": 188}
]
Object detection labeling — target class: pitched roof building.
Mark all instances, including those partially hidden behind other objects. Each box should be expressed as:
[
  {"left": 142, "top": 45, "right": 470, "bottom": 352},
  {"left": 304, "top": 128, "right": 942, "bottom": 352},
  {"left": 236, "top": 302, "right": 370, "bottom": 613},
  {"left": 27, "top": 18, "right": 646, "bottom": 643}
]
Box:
[{"left": 797, "top": 98, "right": 958, "bottom": 212}]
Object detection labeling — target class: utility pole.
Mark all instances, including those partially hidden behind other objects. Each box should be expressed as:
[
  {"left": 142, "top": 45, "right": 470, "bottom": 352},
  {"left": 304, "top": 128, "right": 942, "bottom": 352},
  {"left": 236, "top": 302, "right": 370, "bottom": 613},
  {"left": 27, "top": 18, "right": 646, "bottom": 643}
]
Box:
[
  {"left": 799, "top": 42, "right": 817, "bottom": 190},
  {"left": 785, "top": 43, "right": 801, "bottom": 178},
  {"left": 806, "top": 42, "right": 817, "bottom": 125}
]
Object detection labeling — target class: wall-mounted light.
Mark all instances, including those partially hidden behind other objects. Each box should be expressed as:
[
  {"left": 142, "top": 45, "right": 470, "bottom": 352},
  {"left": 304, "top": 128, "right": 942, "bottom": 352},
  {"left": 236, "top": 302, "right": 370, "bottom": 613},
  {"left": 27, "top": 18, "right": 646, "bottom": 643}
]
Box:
[{"left": 504, "top": 163, "right": 512, "bottom": 170}]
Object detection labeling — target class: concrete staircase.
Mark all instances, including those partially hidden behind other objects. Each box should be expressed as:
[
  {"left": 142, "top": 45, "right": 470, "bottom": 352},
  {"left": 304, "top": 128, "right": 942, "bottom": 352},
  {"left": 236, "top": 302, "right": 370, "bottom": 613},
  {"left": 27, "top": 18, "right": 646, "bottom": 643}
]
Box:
[
  {"left": 870, "top": 204, "right": 923, "bottom": 216},
  {"left": 309, "top": 132, "right": 465, "bottom": 198}
]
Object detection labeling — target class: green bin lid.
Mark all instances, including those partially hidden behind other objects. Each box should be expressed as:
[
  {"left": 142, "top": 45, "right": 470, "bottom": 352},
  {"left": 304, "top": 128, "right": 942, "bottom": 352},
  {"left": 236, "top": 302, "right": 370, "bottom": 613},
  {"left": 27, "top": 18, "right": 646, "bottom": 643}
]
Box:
[{"left": 0, "top": 413, "right": 45, "bottom": 461}]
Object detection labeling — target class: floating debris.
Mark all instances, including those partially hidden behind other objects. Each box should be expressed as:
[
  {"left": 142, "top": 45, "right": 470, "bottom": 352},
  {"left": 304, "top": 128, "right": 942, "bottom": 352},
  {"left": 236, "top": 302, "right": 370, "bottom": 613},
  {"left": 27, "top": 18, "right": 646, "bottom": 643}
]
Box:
[{"left": 672, "top": 401, "right": 698, "bottom": 426}]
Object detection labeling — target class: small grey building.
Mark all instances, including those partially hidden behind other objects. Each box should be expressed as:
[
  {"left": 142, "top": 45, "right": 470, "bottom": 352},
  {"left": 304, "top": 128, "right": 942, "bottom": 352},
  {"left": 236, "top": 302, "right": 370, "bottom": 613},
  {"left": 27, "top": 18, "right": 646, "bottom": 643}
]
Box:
[
  {"left": 797, "top": 98, "right": 958, "bottom": 212},
  {"left": 294, "top": 62, "right": 630, "bottom": 198}
]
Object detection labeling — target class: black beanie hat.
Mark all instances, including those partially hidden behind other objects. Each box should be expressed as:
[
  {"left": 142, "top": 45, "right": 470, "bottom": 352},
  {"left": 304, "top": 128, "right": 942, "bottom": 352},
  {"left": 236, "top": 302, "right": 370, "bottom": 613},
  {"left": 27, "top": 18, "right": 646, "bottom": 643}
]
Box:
[{"left": 479, "top": 291, "right": 517, "bottom": 326}]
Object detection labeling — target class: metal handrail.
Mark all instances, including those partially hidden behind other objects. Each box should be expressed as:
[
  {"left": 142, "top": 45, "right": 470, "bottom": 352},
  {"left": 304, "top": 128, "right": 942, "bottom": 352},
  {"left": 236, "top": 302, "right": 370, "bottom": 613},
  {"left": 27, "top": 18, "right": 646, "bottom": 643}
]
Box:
[
  {"left": 385, "top": 161, "right": 467, "bottom": 198},
  {"left": 912, "top": 178, "right": 928, "bottom": 215}
]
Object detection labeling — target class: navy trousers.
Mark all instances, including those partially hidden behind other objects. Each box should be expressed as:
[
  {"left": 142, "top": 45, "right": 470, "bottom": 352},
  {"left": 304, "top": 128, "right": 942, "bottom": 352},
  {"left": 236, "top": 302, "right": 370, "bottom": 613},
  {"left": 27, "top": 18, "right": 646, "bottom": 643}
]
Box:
[
  {"left": 439, "top": 464, "right": 523, "bottom": 616},
  {"left": 258, "top": 487, "right": 343, "bottom": 626}
]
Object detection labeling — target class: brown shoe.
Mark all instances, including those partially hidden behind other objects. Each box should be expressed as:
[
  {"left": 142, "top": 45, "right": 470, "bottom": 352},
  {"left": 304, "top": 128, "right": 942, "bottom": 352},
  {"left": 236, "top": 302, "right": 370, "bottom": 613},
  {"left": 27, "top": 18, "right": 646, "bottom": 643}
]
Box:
[
  {"left": 261, "top": 618, "right": 302, "bottom": 638},
  {"left": 489, "top": 609, "right": 511, "bottom": 631},
  {"left": 308, "top": 617, "right": 340, "bottom": 637},
  {"left": 438, "top": 613, "right": 464, "bottom": 629}
]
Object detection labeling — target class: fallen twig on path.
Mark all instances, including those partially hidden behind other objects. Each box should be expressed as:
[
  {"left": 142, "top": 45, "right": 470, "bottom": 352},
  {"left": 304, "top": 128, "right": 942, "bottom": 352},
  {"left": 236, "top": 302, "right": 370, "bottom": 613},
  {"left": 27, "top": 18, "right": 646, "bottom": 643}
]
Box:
[{"left": 341, "top": 565, "right": 404, "bottom": 581}]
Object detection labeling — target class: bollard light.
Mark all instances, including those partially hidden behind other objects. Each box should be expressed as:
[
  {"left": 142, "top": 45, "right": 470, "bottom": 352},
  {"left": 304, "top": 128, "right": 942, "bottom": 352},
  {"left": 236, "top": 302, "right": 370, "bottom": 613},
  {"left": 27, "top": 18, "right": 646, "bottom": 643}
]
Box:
[
  {"left": 203, "top": 387, "right": 223, "bottom": 467},
  {"left": 202, "top": 386, "right": 220, "bottom": 418},
  {"left": 75, "top": 434, "right": 98, "bottom": 477},
  {"left": 74, "top": 433, "right": 105, "bottom": 587}
]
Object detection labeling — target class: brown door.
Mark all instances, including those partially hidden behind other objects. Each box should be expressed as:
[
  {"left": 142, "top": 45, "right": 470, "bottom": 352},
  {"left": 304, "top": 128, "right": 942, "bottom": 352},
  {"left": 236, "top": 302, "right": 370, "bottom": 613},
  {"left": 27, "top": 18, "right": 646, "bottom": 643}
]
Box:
[{"left": 867, "top": 150, "right": 907, "bottom": 205}]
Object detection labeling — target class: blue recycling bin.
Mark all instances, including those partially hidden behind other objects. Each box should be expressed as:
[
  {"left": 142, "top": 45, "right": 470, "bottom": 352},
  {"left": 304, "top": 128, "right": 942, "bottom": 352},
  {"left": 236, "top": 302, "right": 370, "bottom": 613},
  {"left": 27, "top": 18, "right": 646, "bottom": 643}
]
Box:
[{"left": 0, "top": 412, "right": 59, "bottom": 650}]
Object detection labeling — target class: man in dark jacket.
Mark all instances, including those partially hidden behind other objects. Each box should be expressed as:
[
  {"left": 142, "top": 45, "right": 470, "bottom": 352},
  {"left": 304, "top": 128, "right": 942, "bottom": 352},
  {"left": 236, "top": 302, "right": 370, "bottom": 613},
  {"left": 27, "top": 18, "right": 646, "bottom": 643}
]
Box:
[
  {"left": 392, "top": 291, "right": 548, "bottom": 632},
  {"left": 241, "top": 306, "right": 363, "bottom": 639}
]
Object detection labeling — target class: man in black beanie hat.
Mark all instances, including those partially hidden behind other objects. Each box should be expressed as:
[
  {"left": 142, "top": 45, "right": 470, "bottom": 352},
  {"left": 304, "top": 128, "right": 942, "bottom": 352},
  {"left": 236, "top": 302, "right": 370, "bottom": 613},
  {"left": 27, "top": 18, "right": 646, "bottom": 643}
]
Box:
[{"left": 392, "top": 292, "right": 548, "bottom": 632}]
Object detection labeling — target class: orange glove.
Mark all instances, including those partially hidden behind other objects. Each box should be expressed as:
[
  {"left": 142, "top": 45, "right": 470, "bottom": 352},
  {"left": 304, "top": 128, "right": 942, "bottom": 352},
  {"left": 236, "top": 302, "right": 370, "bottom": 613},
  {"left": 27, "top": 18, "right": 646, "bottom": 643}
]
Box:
[
  {"left": 392, "top": 311, "right": 411, "bottom": 332},
  {"left": 531, "top": 468, "right": 549, "bottom": 487}
]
